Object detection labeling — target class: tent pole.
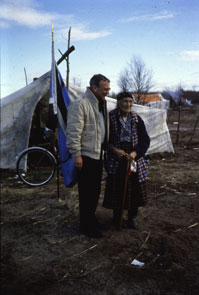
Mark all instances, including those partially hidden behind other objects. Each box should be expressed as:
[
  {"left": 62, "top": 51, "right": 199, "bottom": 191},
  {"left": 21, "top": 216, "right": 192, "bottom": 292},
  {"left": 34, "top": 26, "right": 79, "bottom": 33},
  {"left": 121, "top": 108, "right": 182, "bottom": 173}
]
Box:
[{"left": 56, "top": 161, "right": 60, "bottom": 199}]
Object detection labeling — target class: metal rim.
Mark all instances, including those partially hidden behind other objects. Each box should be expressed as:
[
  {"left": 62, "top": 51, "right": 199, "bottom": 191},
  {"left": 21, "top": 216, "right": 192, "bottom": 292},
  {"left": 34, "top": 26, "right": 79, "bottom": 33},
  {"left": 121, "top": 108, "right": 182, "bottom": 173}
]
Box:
[{"left": 16, "top": 147, "right": 57, "bottom": 187}]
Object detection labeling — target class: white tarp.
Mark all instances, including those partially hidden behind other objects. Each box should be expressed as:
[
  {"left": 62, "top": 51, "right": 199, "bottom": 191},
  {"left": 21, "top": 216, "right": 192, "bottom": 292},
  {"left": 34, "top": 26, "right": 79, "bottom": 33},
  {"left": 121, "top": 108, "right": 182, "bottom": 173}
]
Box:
[
  {"left": 146, "top": 99, "right": 170, "bottom": 110},
  {"left": 0, "top": 72, "right": 50, "bottom": 169},
  {"left": 106, "top": 97, "right": 174, "bottom": 154},
  {"left": 0, "top": 73, "right": 174, "bottom": 169}
]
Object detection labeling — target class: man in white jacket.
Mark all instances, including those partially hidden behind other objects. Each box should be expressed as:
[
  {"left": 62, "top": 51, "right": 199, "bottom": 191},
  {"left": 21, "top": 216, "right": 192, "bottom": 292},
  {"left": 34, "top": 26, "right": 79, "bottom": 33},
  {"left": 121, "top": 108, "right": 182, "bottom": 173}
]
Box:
[{"left": 66, "top": 74, "right": 110, "bottom": 238}]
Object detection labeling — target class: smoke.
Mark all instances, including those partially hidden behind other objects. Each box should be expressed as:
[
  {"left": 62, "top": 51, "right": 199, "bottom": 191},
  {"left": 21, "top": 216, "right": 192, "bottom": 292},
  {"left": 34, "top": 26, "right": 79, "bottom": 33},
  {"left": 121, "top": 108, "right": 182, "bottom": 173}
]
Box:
[
  {"left": 166, "top": 87, "right": 183, "bottom": 103},
  {"left": 166, "top": 87, "right": 193, "bottom": 106}
]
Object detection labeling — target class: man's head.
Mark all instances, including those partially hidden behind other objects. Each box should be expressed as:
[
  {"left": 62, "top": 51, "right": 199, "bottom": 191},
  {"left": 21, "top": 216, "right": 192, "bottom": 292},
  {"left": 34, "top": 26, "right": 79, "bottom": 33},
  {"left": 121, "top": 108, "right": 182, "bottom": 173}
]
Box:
[{"left": 89, "top": 74, "right": 110, "bottom": 101}]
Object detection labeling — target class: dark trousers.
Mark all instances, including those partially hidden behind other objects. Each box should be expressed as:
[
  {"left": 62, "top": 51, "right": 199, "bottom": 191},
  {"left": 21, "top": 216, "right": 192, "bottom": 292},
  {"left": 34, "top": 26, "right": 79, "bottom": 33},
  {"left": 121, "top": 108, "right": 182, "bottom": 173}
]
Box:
[{"left": 78, "top": 156, "right": 103, "bottom": 231}]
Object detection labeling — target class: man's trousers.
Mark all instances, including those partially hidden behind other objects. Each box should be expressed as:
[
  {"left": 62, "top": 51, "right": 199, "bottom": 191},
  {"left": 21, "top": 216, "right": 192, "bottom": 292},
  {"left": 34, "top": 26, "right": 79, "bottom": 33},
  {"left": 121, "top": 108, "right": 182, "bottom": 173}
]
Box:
[{"left": 77, "top": 156, "right": 103, "bottom": 232}]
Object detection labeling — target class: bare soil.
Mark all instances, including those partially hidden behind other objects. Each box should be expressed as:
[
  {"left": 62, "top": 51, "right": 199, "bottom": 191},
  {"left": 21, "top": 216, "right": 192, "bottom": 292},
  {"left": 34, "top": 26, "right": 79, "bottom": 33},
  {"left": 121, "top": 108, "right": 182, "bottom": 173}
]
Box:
[{"left": 1, "top": 106, "right": 199, "bottom": 295}]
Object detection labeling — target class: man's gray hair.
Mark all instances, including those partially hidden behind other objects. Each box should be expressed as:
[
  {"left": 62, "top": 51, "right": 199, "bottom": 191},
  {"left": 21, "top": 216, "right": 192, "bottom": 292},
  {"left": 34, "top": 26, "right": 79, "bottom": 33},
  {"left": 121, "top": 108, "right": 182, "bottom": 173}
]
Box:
[{"left": 89, "top": 74, "right": 110, "bottom": 87}]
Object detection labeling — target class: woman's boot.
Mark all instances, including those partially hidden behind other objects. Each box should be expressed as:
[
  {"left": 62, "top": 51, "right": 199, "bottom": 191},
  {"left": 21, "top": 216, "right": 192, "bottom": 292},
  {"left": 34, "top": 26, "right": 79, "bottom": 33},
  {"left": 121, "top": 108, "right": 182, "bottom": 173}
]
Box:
[
  {"left": 113, "top": 209, "right": 122, "bottom": 228},
  {"left": 127, "top": 207, "right": 138, "bottom": 229}
]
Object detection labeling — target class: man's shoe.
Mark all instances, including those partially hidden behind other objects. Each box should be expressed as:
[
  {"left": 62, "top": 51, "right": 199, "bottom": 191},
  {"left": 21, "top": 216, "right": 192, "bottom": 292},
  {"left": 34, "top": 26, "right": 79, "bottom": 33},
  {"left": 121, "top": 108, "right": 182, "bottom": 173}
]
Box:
[
  {"left": 96, "top": 221, "right": 109, "bottom": 230},
  {"left": 80, "top": 229, "right": 103, "bottom": 238},
  {"left": 127, "top": 218, "right": 138, "bottom": 229}
]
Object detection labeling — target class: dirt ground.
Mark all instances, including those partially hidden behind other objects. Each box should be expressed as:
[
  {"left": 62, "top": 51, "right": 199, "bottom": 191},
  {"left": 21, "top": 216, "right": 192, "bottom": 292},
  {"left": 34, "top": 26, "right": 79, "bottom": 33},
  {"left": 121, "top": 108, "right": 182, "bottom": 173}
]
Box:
[{"left": 1, "top": 106, "right": 199, "bottom": 295}]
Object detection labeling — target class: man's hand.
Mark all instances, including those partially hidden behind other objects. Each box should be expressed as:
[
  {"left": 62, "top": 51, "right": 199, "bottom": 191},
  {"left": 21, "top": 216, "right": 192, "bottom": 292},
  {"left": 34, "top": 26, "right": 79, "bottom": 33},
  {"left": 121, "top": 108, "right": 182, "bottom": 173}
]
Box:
[
  {"left": 112, "top": 147, "right": 127, "bottom": 159},
  {"left": 74, "top": 156, "right": 83, "bottom": 170}
]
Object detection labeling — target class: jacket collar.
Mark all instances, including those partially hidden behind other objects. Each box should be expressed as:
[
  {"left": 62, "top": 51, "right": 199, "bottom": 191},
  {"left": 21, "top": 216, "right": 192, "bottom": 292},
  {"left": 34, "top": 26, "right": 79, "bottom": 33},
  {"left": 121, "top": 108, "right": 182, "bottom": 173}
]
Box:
[
  {"left": 85, "top": 87, "right": 107, "bottom": 110},
  {"left": 85, "top": 87, "right": 99, "bottom": 106}
]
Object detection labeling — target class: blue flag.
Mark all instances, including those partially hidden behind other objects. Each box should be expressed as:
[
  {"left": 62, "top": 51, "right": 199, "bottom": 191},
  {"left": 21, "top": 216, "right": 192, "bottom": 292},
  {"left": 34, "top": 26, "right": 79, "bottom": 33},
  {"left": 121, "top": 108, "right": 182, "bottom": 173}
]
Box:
[
  {"left": 49, "top": 28, "right": 77, "bottom": 187},
  {"left": 56, "top": 69, "right": 77, "bottom": 187}
]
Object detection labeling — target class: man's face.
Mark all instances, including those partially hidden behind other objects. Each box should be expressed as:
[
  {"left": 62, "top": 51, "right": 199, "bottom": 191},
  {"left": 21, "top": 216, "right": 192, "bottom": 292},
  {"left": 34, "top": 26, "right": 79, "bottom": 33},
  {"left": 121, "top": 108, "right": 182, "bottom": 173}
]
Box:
[{"left": 92, "top": 80, "right": 110, "bottom": 101}]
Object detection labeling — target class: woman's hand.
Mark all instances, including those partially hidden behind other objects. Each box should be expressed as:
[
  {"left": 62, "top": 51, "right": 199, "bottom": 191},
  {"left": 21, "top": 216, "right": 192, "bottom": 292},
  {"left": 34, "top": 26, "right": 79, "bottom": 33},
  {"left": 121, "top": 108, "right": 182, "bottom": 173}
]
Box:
[{"left": 127, "top": 151, "right": 137, "bottom": 161}]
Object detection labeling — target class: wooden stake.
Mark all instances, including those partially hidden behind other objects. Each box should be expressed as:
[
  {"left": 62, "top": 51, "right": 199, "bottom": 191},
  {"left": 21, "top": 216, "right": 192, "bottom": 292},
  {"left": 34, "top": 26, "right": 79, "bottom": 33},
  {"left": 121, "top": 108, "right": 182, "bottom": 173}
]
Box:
[
  {"left": 188, "top": 106, "right": 199, "bottom": 145},
  {"left": 176, "top": 106, "right": 181, "bottom": 144},
  {"left": 119, "top": 159, "right": 130, "bottom": 229},
  {"left": 24, "top": 67, "right": 28, "bottom": 85}
]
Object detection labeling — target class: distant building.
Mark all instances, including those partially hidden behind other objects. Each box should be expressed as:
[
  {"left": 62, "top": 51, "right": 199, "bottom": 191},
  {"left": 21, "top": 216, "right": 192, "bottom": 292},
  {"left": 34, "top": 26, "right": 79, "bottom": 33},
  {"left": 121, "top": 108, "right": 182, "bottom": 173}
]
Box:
[
  {"left": 132, "top": 93, "right": 170, "bottom": 109},
  {"left": 133, "top": 92, "right": 164, "bottom": 105}
]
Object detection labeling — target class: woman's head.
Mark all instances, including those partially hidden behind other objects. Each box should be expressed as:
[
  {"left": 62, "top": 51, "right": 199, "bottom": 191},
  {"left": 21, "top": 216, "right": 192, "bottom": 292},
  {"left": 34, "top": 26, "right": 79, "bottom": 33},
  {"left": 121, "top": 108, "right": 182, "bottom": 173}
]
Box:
[{"left": 117, "top": 92, "right": 133, "bottom": 115}]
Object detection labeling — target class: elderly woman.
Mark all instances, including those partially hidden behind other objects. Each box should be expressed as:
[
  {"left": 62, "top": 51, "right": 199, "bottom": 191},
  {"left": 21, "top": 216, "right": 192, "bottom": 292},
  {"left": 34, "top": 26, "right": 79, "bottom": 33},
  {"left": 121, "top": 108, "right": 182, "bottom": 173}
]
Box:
[{"left": 103, "top": 92, "right": 150, "bottom": 229}]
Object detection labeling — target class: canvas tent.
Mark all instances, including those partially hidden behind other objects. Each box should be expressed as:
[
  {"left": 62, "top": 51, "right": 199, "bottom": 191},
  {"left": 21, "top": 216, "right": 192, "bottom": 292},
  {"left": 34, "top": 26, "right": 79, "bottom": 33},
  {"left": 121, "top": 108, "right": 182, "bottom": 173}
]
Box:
[
  {"left": 1, "top": 72, "right": 50, "bottom": 170},
  {"left": 0, "top": 72, "right": 174, "bottom": 170}
]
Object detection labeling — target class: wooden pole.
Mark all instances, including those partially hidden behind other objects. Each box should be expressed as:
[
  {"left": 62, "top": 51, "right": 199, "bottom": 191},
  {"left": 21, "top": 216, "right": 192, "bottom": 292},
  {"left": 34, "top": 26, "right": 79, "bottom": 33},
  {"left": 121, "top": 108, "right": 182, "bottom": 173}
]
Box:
[
  {"left": 66, "top": 27, "right": 71, "bottom": 90},
  {"left": 24, "top": 67, "right": 28, "bottom": 85},
  {"left": 176, "top": 106, "right": 181, "bottom": 144},
  {"left": 56, "top": 143, "right": 60, "bottom": 200},
  {"left": 56, "top": 45, "right": 75, "bottom": 65},
  {"left": 188, "top": 106, "right": 199, "bottom": 145}
]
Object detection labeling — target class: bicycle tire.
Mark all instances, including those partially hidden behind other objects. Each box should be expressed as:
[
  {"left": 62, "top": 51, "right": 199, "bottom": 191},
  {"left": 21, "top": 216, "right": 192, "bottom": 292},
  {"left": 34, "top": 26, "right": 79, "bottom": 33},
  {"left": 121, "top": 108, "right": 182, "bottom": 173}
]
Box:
[{"left": 16, "top": 147, "right": 57, "bottom": 187}]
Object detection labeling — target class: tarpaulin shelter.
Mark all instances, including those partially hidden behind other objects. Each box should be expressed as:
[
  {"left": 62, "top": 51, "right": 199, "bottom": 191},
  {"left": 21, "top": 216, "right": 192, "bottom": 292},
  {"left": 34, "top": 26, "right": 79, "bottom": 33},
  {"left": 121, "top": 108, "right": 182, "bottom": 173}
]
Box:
[{"left": 0, "top": 75, "right": 174, "bottom": 171}]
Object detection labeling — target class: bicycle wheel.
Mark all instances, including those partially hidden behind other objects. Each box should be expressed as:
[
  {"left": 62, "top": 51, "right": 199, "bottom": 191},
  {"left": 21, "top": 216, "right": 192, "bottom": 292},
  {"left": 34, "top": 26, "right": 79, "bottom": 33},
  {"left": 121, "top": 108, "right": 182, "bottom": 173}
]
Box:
[{"left": 16, "top": 147, "right": 57, "bottom": 186}]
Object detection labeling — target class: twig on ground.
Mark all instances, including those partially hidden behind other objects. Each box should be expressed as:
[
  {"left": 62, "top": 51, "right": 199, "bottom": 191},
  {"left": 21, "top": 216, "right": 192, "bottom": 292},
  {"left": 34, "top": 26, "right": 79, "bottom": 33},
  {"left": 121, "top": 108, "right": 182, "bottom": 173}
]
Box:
[
  {"left": 145, "top": 255, "right": 159, "bottom": 266},
  {"left": 62, "top": 236, "right": 79, "bottom": 244},
  {"left": 33, "top": 214, "right": 60, "bottom": 225},
  {"left": 80, "top": 265, "right": 102, "bottom": 277},
  {"left": 48, "top": 236, "right": 79, "bottom": 245},
  {"left": 172, "top": 228, "right": 182, "bottom": 232},
  {"left": 187, "top": 222, "right": 198, "bottom": 229},
  {"left": 20, "top": 255, "right": 33, "bottom": 261},
  {"left": 71, "top": 244, "right": 98, "bottom": 258},
  {"left": 172, "top": 222, "right": 198, "bottom": 232},
  {"left": 172, "top": 262, "right": 184, "bottom": 269},
  {"left": 134, "top": 251, "right": 143, "bottom": 260},
  {"left": 133, "top": 232, "right": 150, "bottom": 261},
  {"left": 140, "top": 231, "right": 151, "bottom": 250},
  {"left": 17, "top": 207, "right": 48, "bottom": 218},
  {"left": 58, "top": 265, "right": 102, "bottom": 282}
]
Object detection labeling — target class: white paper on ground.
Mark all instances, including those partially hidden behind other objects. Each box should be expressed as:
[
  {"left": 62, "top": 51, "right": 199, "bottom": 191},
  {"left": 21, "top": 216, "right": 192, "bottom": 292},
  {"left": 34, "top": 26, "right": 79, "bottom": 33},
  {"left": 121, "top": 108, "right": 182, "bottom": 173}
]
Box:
[{"left": 131, "top": 259, "right": 145, "bottom": 267}]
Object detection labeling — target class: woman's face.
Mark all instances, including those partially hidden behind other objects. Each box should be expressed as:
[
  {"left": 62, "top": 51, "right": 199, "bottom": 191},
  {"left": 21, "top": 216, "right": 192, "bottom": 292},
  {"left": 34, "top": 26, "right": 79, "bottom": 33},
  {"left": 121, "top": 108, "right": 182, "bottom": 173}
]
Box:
[{"left": 118, "top": 97, "right": 133, "bottom": 115}]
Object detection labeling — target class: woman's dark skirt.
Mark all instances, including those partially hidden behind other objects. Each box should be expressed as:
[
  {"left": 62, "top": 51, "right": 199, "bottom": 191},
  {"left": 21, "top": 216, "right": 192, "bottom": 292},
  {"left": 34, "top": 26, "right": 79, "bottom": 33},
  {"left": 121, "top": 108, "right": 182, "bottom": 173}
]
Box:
[{"left": 103, "top": 142, "right": 147, "bottom": 210}]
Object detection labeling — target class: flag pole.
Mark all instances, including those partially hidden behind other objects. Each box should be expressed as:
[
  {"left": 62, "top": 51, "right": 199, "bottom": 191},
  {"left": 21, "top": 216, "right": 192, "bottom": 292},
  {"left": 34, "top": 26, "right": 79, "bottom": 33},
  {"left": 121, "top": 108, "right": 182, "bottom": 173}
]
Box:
[
  {"left": 51, "top": 24, "right": 54, "bottom": 43},
  {"left": 51, "top": 24, "right": 60, "bottom": 201}
]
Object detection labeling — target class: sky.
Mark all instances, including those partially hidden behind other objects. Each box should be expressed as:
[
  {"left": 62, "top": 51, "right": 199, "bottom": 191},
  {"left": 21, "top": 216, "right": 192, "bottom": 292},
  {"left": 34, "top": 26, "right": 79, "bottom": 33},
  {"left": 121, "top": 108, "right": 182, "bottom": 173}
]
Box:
[{"left": 1, "top": 0, "right": 199, "bottom": 98}]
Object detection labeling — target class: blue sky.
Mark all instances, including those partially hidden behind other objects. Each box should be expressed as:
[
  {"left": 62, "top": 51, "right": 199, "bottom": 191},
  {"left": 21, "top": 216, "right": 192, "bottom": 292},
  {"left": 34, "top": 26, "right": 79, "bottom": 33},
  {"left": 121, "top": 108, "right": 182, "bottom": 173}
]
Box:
[{"left": 1, "top": 0, "right": 199, "bottom": 98}]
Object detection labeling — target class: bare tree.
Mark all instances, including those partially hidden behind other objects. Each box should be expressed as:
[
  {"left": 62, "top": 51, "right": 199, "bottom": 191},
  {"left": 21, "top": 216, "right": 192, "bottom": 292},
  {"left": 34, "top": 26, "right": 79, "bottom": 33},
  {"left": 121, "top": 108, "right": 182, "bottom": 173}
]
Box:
[
  {"left": 118, "top": 55, "right": 155, "bottom": 104},
  {"left": 117, "top": 69, "right": 131, "bottom": 92}
]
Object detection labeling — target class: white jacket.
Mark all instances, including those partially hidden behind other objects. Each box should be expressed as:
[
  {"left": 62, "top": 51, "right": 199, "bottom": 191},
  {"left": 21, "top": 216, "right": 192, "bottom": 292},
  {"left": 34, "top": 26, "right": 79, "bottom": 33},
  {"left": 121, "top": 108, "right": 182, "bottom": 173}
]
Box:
[{"left": 66, "top": 88, "right": 109, "bottom": 160}]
